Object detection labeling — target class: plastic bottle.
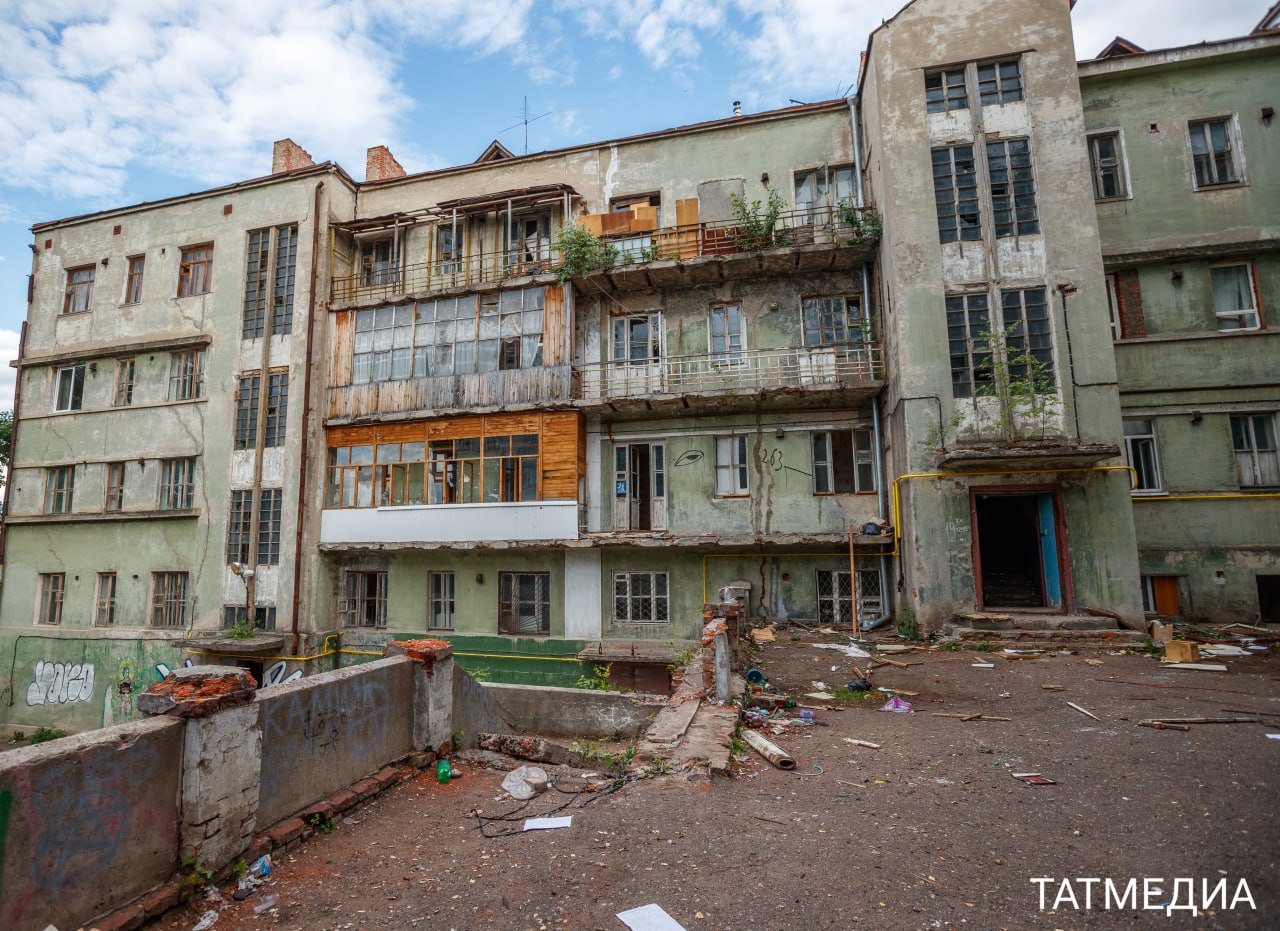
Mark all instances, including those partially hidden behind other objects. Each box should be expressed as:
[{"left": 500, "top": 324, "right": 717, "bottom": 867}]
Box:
[{"left": 436, "top": 759, "right": 452, "bottom": 784}]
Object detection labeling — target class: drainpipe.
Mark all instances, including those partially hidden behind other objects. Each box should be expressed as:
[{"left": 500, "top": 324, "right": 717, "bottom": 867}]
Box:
[{"left": 848, "top": 94, "right": 864, "bottom": 208}]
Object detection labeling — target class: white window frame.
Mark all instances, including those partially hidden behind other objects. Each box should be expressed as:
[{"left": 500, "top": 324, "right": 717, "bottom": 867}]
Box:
[
  {"left": 1087, "top": 130, "right": 1130, "bottom": 201},
  {"left": 1188, "top": 115, "right": 1243, "bottom": 189},
  {"left": 714, "top": 435, "right": 750, "bottom": 497},
  {"left": 341, "top": 570, "right": 388, "bottom": 628},
  {"left": 1104, "top": 274, "right": 1122, "bottom": 341},
  {"left": 812, "top": 429, "right": 877, "bottom": 495},
  {"left": 612, "top": 571, "right": 670, "bottom": 624},
  {"left": 1210, "top": 262, "right": 1261, "bottom": 332},
  {"left": 53, "top": 363, "right": 86, "bottom": 412},
  {"left": 709, "top": 304, "right": 747, "bottom": 364},
  {"left": 1122, "top": 418, "right": 1164, "bottom": 494},
  {"left": 612, "top": 313, "right": 662, "bottom": 364},
  {"left": 429, "top": 571, "right": 455, "bottom": 630}
]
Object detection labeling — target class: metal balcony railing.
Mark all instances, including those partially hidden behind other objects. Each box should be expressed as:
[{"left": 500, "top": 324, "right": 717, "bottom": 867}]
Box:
[
  {"left": 574, "top": 342, "right": 882, "bottom": 401},
  {"left": 330, "top": 245, "right": 564, "bottom": 307}
]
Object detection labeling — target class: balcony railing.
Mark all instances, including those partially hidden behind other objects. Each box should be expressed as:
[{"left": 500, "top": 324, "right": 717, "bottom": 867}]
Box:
[
  {"left": 575, "top": 342, "right": 882, "bottom": 401},
  {"left": 331, "top": 245, "right": 564, "bottom": 307}
]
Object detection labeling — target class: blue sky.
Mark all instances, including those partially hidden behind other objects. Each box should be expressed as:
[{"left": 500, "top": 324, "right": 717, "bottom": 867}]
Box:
[{"left": 0, "top": 0, "right": 1266, "bottom": 405}]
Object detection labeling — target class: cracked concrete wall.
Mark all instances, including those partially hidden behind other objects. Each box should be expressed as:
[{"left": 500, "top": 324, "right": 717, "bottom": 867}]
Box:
[{"left": 180, "top": 702, "right": 261, "bottom": 868}]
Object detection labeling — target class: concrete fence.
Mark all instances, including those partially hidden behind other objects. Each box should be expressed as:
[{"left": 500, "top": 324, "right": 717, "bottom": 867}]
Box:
[{"left": 0, "top": 639, "right": 454, "bottom": 931}]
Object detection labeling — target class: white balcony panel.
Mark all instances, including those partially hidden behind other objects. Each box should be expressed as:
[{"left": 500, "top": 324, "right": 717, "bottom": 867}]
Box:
[{"left": 321, "top": 500, "right": 579, "bottom": 545}]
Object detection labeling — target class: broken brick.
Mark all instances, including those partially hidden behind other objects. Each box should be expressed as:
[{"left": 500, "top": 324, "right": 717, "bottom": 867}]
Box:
[
  {"left": 136, "top": 879, "right": 182, "bottom": 917},
  {"left": 89, "top": 903, "right": 145, "bottom": 931},
  {"left": 266, "top": 817, "right": 306, "bottom": 847},
  {"left": 327, "top": 790, "right": 359, "bottom": 813}
]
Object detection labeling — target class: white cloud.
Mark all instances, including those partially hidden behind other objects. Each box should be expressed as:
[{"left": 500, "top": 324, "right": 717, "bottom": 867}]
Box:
[{"left": 0, "top": 328, "right": 19, "bottom": 409}]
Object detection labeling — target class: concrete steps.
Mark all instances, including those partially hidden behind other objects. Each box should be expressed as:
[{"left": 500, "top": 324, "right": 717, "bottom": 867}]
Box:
[{"left": 943, "top": 613, "right": 1146, "bottom": 651}]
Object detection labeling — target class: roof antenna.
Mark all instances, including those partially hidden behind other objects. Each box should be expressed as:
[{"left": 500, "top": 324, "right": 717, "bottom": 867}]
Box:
[
  {"left": 733, "top": 100, "right": 742, "bottom": 116},
  {"left": 497, "top": 96, "right": 553, "bottom": 155}
]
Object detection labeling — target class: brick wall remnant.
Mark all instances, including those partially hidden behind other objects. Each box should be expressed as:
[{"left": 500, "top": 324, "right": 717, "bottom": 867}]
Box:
[
  {"left": 366, "top": 145, "right": 406, "bottom": 182},
  {"left": 272, "top": 138, "right": 315, "bottom": 174}
]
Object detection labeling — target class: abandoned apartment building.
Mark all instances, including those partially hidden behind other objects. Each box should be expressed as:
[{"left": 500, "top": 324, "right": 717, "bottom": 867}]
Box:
[{"left": 0, "top": 0, "right": 1276, "bottom": 733}]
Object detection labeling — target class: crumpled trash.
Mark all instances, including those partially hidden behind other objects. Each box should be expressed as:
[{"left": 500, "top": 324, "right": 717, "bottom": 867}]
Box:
[
  {"left": 501, "top": 765, "right": 550, "bottom": 800},
  {"left": 847, "top": 678, "right": 871, "bottom": 692},
  {"left": 878, "top": 696, "right": 914, "bottom": 713},
  {"left": 254, "top": 893, "right": 280, "bottom": 915},
  {"left": 192, "top": 910, "right": 220, "bottom": 931},
  {"left": 249, "top": 854, "right": 271, "bottom": 878}
]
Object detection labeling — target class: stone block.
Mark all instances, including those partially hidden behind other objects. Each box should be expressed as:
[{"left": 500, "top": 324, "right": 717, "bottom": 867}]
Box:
[{"left": 139, "top": 665, "right": 257, "bottom": 718}]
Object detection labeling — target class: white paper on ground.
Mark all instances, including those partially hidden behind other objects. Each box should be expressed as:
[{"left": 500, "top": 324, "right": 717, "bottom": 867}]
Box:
[
  {"left": 523, "top": 816, "right": 573, "bottom": 831},
  {"left": 812, "top": 643, "right": 871, "bottom": 658},
  {"left": 616, "top": 903, "right": 688, "bottom": 931},
  {"left": 1266, "top": 733, "right": 1280, "bottom": 741}
]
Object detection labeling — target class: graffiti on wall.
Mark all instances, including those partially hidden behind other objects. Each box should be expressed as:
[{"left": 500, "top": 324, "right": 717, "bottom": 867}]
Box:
[
  {"left": 262, "top": 661, "right": 303, "bottom": 688},
  {"left": 25, "top": 661, "right": 95, "bottom": 706},
  {"left": 103, "top": 659, "right": 192, "bottom": 726}
]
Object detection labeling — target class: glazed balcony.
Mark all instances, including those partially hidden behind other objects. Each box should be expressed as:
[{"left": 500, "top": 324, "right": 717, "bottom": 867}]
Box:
[
  {"left": 319, "top": 500, "right": 580, "bottom": 548},
  {"left": 574, "top": 342, "right": 883, "bottom": 413}
]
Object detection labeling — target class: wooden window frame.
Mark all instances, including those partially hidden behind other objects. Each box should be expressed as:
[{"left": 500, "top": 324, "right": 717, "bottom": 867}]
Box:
[
  {"left": 38, "top": 573, "right": 65, "bottom": 626},
  {"left": 924, "top": 68, "right": 968, "bottom": 113},
  {"left": 1232, "top": 413, "right": 1279, "bottom": 487},
  {"left": 168, "top": 350, "right": 206, "bottom": 401},
  {"left": 986, "top": 138, "right": 1039, "bottom": 238},
  {"left": 812, "top": 429, "right": 877, "bottom": 495},
  {"left": 63, "top": 265, "right": 95, "bottom": 315},
  {"left": 151, "top": 572, "right": 190, "bottom": 628},
  {"left": 1087, "top": 132, "right": 1129, "bottom": 201},
  {"left": 257, "top": 488, "right": 283, "bottom": 565},
  {"left": 226, "top": 489, "right": 252, "bottom": 563},
  {"left": 1210, "top": 261, "right": 1262, "bottom": 332},
  {"left": 976, "top": 58, "right": 1023, "bottom": 106},
  {"left": 113, "top": 357, "right": 136, "bottom": 407},
  {"left": 341, "top": 570, "right": 388, "bottom": 628},
  {"left": 1123, "top": 419, "right": 1164, "bottom": 494},
  {"left": 95, "top": 572, "right": 117, "bottom": 627},
  {"left": 1189, "top": 116, "right": 1241, "bottom": 189},
  {"left": 946, "top": 292, "right": 993, "bottom": 398},
  {"left": 714, "top": 435, "right": 750, "bottom": 497},
  {"left": 159, "top": 457, "right": 195, "bottom": 510},
  {"left": 44, "top": 465, "right": 75, "bottom": 513},
  {"left": 105, "top": 461, "right": 126, "bottom": 512},
  {"left": 931, "top": 145, "right": 980, "bottom": 243},
  {"left": 124, "top": 255, "right": 145, "bottom": 305},
  {"left": 177, "top": 244, "right": 213, "bottom": 298}
]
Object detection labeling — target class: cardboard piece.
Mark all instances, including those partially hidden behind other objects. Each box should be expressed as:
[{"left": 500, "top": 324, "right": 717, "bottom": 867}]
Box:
[{"left": 1164, "top": 640, "right": 1201, "bottom": 663}]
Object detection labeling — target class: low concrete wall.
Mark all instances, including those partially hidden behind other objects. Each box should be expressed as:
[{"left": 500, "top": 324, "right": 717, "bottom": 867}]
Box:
[
  {"left": 483, "top": 683, "right": 663, "bottom": 738},
  {"left": 256, "top": 656, "right": 415, "bottom": 826},
  {"left": 0, "top": 716, "right": 185, "bottom": 931}
]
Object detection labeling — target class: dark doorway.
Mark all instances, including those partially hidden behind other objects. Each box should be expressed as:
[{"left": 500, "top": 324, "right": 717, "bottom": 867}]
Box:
[
  {"left": 1258, "top": 576, "right": 1280, "bottom": 624},
  {"left": 974, "top": 493, "right": 1050, "bottom": 609},
  {"left": 630, "top": 444, "right": 652, "bottom": 531}
]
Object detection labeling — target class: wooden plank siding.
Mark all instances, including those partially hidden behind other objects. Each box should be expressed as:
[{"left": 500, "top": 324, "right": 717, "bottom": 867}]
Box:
[
  {"left": 543, "top": 283, "right": 566, "bottom": 367},
  {"left": 325, "top": 365, "right": 572, "bottom": 420}
]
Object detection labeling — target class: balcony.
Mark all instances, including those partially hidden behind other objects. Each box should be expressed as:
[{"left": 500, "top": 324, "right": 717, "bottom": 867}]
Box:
[
  {"left": 320, "top": 500, "right": 580, "bottom": 549},
  {"left": 574, "top": 342, "right": 883, "bottom": 412},
  {"left": 330, "top": 246, "right": 564, "bottom": 310}
]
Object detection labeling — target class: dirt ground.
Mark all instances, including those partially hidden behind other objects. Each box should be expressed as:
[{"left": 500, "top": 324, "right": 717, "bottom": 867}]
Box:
[{"left": 153, "top": 633, "right": 1279, "bottom": 930}]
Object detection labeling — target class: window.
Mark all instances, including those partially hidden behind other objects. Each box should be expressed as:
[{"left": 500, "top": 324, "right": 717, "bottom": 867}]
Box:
[
  {"left": 360, "top": 239, "right": 397, "bottom": 286},
  {"left": 802, "top": 296, "right": 864, "bottom": 346},
  {"left": 223, "top": 606, "right": 277, "bottom": 631},
  {"left": 243, "top": 230, "right": 270, "bottom": 339},
  {"left": 243, "top": 226, "right": 298, "bottom": 338},
  {"left": 257, "top": 488, "right": 282, "bottom": 565},
  {"left": 105, "top": 461, "right": 125, "bottom": 511},
  {"left": 352, "top": 288, "right": 545, "bottom": 385},
  {"left": 812, "top": 430, "right": 876, "bottom": 494},
  {"left": 429, "top": 571, "right": 455, "bottom": 630},
  {"left": 931, "top": 145, "right": 980, "bottom": 243},
  {"left": 1000, "top": 287, "right": 1055, "bottom": 388},
  {"left": 437, "top": 226, "right": 460, "bottom": 275},
  {"left": 794, "top": 165, "right": 855, "bottom": 219},
  {"left": 177, "top": 244, "right": 213, "bottom": 297},
  {"left": 234, "top": 375, "right": 260, "bottom": 449},
  {"left": 168, "top": 350, "right": 206, "bottom": 401},
  {"left": 986, "top": 139, "right": 1039, "bottom": 237},
  {"left": 509, "top": 212, "right": 552, "bottom": 266},
  {"left": 1104, "top": 274, "right": 1122, "bottom": 341},
  {"left": 63, "top": 266, "right": 95, "bottom": 315},
  {"left": 1088, "top": 133, "right": 1128, "bottom": 200},
  {"left": 709, "top": 304, "right": 746, "bottom": 363},
  {"left": 160, "top": 457, "right": 195, "bottom": 510},
  {"left": 38, "top": 573, "right": 65, "bottom": 625},
  {"left": 1211, "top": 263, "right": 1260, "bottom": 331},
  {"left": 482, "top": 435, "right": 539, "bottom": 503},
  {"left": 1232, "top": 414, "right": 1279, "bottom": 487},
  {"left": 613, "top": 571, "right": 669, "bottom": 624},
  {"left": 946, "top": 293, "right": 993, "bottom": 397},
  {"left": 498, "top": 571, "right": 551, "bottom": 635},
  {"left": 272, "top": 225, "right": 298, "bottom": 335},
  {"left": 95, "top": 573, "right": 117, "bottom": 627},
  {"left": 151, "top": 572, "right": 190, "bottom": 627},
  {"left": 715, "top": 436, "right": 750, "bottom": 496},
  {"left": 342, "top": 571, "right": 387, "bottom": 628},
  {"left": 113, "top": 358, "right": 136, "bottom": 407},
  {"left": 44, "top": 466, "right": 74, "bottom": 513},
  {"left": 612, "top": 314, "right": 662, "bottom": 364},
  {"left": 924, "top": 68, "right": 968, "bottom": 113},
  {"left": 54, "top": 364, "right": 86, "bottom": 411},
  {"left": 124, "top": 255, "right": 145, "bottom": 305},
  {"left": 227, "top": 490, "right": 252, "bottom": 563},
  {"left": 976, "top": 59, "right": 1023, "bottom": 106},
  {"left": 265, "top": 372, "right": 288, "bottom": 446},
  {"left": 1189, "top": 118, "right": 1239, "bottom": 188},
  {"left": 1123, "top": 419, "right": 1163, "bottom": 493},
  {"left": 817, "top": 568, "right": 883, "bottom": 624}
]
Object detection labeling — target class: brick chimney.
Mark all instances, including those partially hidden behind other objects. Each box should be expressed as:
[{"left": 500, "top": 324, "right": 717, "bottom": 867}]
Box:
[
  {"left": 366, "top": 145, "right": 406, "bottom": 182},
  {"left": 272, "top": 138, "right": 315, "bottom": 174}
]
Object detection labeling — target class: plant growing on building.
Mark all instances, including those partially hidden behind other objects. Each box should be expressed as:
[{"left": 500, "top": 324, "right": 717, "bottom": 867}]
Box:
[
  {"left": 29, "top": 726, "right": 68, "bottom": 744},
  {"left": 179, "top": 854, "right": 214, "bottom": 901},
  {"left": 729, "top": 187, "right": 788, "bottom": 251},
  {"left": 667, "top": 644, "right": 697, "bottom": 672},
  {"left": 575, "top": 663, "right": 619, "bottom": 691},
  {"left": 306, "top": 812, "right": 335, "bottom": 834},
  {"left": 555, "top": 223, "right": 617, "bottom": 282},
  {"left": 951, "top": 323, "right": 1062, "bottom": 447},
  {"left": 644, "top": 755, "right": 671, "bottom": 776},
  {"left": 835, "top": 196, "right": 883, "bottom": 247},
  {"left": 225, "top": 615, "right": 257, "bottom": 640}
]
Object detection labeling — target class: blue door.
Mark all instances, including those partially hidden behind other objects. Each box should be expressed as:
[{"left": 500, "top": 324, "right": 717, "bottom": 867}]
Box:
[{"left": 1037, "top": 493, "right": 1062, "bottom": 608}]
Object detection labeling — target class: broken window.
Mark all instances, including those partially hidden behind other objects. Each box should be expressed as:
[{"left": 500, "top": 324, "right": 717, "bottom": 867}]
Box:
[
  {"left": 243, "top": 226, "right": 298, "bottom": 338},
  {"left": 235, "top": 374, "right": 260, "bottom": 449},
  {"left": 257, "top": 488, "right": 282, "bottom": 565},
  {"left": 95, "top": 573, "right": 117, "bottom": 627},
  {"left": 105, "top": 461, "right": 125, "bottom": 512},
  {"left": 54, "top": 363, "right": 86, "bottom": 411},
  {"left": 113, "top": 357, "right": 136, "bottom": 407},
  {"left": 812, "top": 430, "right": 876, "bottom": 494},
  {"left": 931, "top": 145, "right": 980, "bottom": 243},
  {"left": 178, "top": 244, "right": 213, "bottom": 297},
  {"left": 509, "top": 212, "right": 552, "bottom": 267},
  {"left": 612, "top": 314, "right": 662, "bottom": 364},
  {"left": 272, "top": 225, "right": 298, "bottom": 334},
  {"left": 151, "top": 572, "right": 190, "bottom": 627},
  {"left": 1211, "top": 263, "right": 1260, "bottom": 331},
  {"left": 63, "top": 265, "right": 95, "bottom": 315},
  {"left": 924, "top": 68, "right": 968, "bottom": 113},
  {"left": 709, "top": 304, "right": 746, "bottom": 363},
  {"left": 429, "top": 571, "right": 455, "bottom": 630},
  {"left": 44, "top": 465, "right": 75, "bottom": 513},
  {"left": 227, "top": 489, "right": 252, "bottom": 563},
  {"left": 426, "top": 438, "right": 479, "bottom": 505},
  {"left": 243, "top": 230, "right": 271, "bottom": 338},
  {"left": 794, "top": 165, "right": 854, "bottom": 220},
  {"left": 1123, "top": 419, "right": 1163, "bottom": 493},
  {"left": 38, "top": 573, "right": 65, "bottom": 626},
  {"left": 498, "top": 571, "right": 551, "bottom": 635},
  {"left": 714, "top": 436, "right": 750, "bottom": 496},
  {"left": 946, "top": 293, "right": 993, "bottom": 398},
  {"left": 611, "top": 192, "right": 663, "bottom": 226},
  {"left": 1189, "top": 118, "right": 1239, "bottom": 188},
  {"left": 168, "top": 350, "right": 205, "bottom": 401},
  {"left": 1088, "top": 133, "right": 1128, "bottom": 200},
  {"left": 986, "top": 138, "right": 1039, "bottom": 237},
  {"left": 613, "top": 571, "right": 669, "bottom": 624},
  {"left": 360, "top": 238, "right": 396, "bottom": 287},
  {"left": 341, "top": 571, "right": 388, "bottom": 628},
  {"left": 1232, "top": 414, "right": 1279, "bottom": 487},
  {"left": 159, "top": 457, "right": 195, "bottom": 510},
  {"left": 124, "top": 255, "right": 145, "bottom": 305},
  {"left": 437, "top": 226, "right": 460, "bottom": 275},
  {"left": 1000, "top": 287, "right": 1055, "bottom": 388},
  {"left": 802, "top": 296, "right": 864, "bottom": 346},
  {"left": 976, "top": 59, "right": 1023, "bottom": 106},
  {"left": 264, "top": 372, "right": 289, "bottom": 446}
]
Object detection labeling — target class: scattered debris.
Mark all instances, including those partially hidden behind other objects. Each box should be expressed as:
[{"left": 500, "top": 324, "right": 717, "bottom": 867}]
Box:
[
  {"left": 1066, "top": 701, "right": 1100, "bottom": 721},
  {"left": 524, "top": 816, "right": 573, "bottom": 831},
  {"left": 878, "top": 696, "right": 914, "bottom": 713},
  {"left": 750, "top": 813, "right": 787, "bottom": 825},
  {"left": 1201, "top": 645, "right": 1250, "bottom": 658},
  {"left": 480, "top": 734, "right": 583, "bottom": 766},
  {"left": 1140, "top": 717, "right": 1270, "bottom": 726},
  {"left": 1267, "top": 734, "right": 1280, "bottom": 741},
  {"left": 971, "top": 662, "right": 995, "bottom": 668},
  {"left": 876, "top": 686, "right": 920, "bottom": 697},
  {"left": 192, "top": 910, "right": 220, "bottom": 931},
  {"left": 1012, "top": 772, "right": 1055, "bottom": 786},
  {"left": 1164, "top": 641, "right": 1201, "bottom": 664},
  {"left": 253, "top": 894, "right": 279, "bottom": 915},
  {"left": 750, "top": 627, "right": 776, "bottom": 644},
  {"left": 805, "top": 691, "right": 837, "bottom": 700},
  {"left": 1138, "top": 721, "right": 1191, "bottom": 731},
  {"left": 1084, "top": 658, "right": 1104, "bottom": 667},
  {"left": 836, "top": 779, "right": 866, "bottom": 789},
  {"left": 1161, "top": 662, "right": 1229, "bottom": 672},
  {"left": 741, "top": 729, "right": 796, "bottom": 770},
  {"left": 1041, "top": 684, "right": 1067, "bottom": 691},
  {"left": 617, "top": 903, "right": 688, "bottom": 931},
  {"left": 501, "top": 765, "right": 550, "bottom": 800},
  {"left": 871, "top": 656, "right": 917, "bottom": 669},
  {"left": 843, "top": 738, "right": 882, "bottom": 749},
  {"left": 846, "top": 678, "right": 872, "bottom": 692},
  {"left": 933, "top": 712, "right": 1010, "bottom": 722},
  {"left": 813, "top": 642, "right": 871, "bottom": 658}
]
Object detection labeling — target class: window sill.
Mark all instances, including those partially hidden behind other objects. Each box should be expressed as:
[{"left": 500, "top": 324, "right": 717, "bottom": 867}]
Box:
[
  {"left": 1130, "top": 491, "right": 1168, "bottom": 498},
  {"left": 714, "top": 494, "right": 751, "bottom": 500},
  {"left": 1193, "top": 181, "right": 1247, "bottom": 192},
  {"left": 497, "top": 631, "right": 551, "bottom": 638},
  {"left": 1094, "top": 195, "right": 1131, "bottom": 204},
  {"left": 1113, "top": 327, "right": 1276, "bottom": 345},
  {"left": 6, "top": 509, "right": 200, "bottom": 525}
]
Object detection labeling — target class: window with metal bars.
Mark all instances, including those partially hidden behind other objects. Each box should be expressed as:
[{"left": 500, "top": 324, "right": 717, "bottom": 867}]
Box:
[
  {"left": 105, "top": 462, "right": 125, "bottom": 511},
  {"left": 151, "top": 572, "right": 190, "bottom": 627},
  {"left": 612, "top": 571, "right": 669, "bottom": 624},
  {"left": 160, "top": 457, "right": 195, "bottom": 510},
  {"left": 498, "top": 572, "right": 551, "bottom": 635},
  {"left": 235, "top": 375, "right": 260, "bottom": 449},
  {"left": 257, "top": 488, "right": 282, "bottom": 565},
  {"left": 976, "top": 59, "right": 1023, "bottom": 106},
  {"left": 986, "top": 138, "right": 1039, "bottom": 237},
  {"left": 817, "top": 568, "right": 882, "bottom": 624},
  {"left": 924, "top": 68, "right": 968, "bottom": 113},
  {"left": 341, "top": 571, "right": 388, "bottom": 628},
  {"left": 44, "top": 466, "right": 74, "bottom": 513},
  {"left": 38, "top": 573, "right": 65, "bottom": 625},
  {"left": 946, "top": 293, "right": 993, "bottom": 398},
  {"left": 227, "top": 490, "right": 252, "bottom": 563},
  {"left": 931, "top": 145, "right": 980, "bottom": 243},
  {"left": 95, "top": 573, "right": 117, "bottom": 627}
]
